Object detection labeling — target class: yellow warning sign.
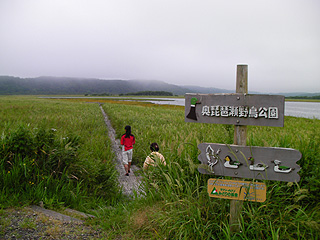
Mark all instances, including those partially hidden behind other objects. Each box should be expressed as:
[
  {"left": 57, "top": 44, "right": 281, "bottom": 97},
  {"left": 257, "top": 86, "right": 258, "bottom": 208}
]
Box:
[{"left": 208, "top": 178, "right": 266, "bottom": 202}]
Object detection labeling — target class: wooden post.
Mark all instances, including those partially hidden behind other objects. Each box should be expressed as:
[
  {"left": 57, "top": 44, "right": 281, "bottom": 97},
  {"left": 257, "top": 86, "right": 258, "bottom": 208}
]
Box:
[{"left": 230, "top": 64, "right": 248, "bottom": 233}]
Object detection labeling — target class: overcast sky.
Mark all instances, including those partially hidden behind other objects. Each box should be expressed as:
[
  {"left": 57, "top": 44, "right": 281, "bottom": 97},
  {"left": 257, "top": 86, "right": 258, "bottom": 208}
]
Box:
[{"left": 0, "top": 0, "right": 319, "bottom": 93}]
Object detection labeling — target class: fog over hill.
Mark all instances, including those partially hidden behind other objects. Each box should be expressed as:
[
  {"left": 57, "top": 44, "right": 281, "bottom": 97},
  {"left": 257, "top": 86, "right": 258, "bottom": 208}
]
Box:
[
  {"left": 0, "top": 76, "right": 227, "bottom": 95},
  {"left": 0, "top": 76, "right": 186, "bottom": 95},
  {"left": 181, "top": 85, "right": 235, "bottom": 94},
  {"left": 0, "top": 76, "right": 318, "bottom": 97}
]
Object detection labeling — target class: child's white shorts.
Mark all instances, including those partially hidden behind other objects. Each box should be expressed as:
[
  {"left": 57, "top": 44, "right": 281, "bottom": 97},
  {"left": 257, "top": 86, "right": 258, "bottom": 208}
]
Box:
[{"left": 122, "top": 149, "right": 133, "bottom": 165}]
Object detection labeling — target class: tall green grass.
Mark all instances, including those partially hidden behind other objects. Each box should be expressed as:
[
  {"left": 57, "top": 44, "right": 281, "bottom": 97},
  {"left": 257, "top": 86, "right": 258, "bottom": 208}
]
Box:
[
  {"left": 100, "top": 101, "right": 320, "bottom": 239},
  {"left": 1, "top": 96, "right": 318, "bottom": 239},
  {"left": 0, "top": 96, "right": 120, "bottom": 210}
]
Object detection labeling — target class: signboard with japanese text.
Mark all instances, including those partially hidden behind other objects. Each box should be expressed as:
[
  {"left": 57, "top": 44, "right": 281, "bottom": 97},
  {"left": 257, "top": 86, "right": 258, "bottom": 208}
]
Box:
[
  {"left": 185, "top": 93, "right": 285, "bottom": 127},
  {"left": 198, "top": 143, "right": 301, "bottom": 182},
  {"left": 208, "top": 178, "right": 266, "bottom": 202}
]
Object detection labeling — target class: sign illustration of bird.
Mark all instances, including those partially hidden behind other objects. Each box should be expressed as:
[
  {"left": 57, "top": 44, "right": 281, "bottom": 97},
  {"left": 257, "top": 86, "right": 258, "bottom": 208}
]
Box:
[
  {"left": 248, "top": 157, "right": 268, "bottom": 171},
  {"left": 271, "top": 160, "right": 295, "bottom": 173},
  {"left": 224, "top": 155, "right": 242, "bottom": 169},
  {"left": 186, "top": 97, "right": 200, "bottom": 120},
  {"left": 206, "top": 145, "right": 219, "bottom": 172}
]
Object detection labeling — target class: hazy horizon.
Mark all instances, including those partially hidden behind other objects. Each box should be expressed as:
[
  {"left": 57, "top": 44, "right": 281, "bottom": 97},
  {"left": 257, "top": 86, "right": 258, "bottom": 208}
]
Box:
[
  {"left": 2, "top": 75, "right": 319, "bottom": 95},
  {"left": 1, "top": 0, "right": 319, "bottom": 93}
]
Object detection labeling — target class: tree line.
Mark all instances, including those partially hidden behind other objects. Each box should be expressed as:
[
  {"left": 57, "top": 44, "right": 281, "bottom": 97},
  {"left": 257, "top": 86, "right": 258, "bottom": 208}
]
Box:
[{"left": 286, "top": 95, "right": 320, "bottom": 100}]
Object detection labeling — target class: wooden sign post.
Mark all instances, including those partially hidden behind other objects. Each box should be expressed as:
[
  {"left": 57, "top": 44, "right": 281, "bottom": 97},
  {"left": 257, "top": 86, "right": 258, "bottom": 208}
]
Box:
[
  {"left": 185, "top": 64, "right": 302, "bottom": 234},
  {"left": 230, "top": 64, "right": 247, "bottom": 232}
]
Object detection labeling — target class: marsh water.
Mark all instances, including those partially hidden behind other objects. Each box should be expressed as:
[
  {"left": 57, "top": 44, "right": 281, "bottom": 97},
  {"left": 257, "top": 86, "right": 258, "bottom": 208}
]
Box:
[
  {"left": 42, "top": 96, "right": 320, "bottom": 119},
  {"left": 145, "top": 98, "right": 320, "bottom": 119}
]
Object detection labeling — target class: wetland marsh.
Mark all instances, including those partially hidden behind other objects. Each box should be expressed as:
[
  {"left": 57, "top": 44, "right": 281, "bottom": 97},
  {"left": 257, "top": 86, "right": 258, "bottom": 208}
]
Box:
[{"left": 1, "top": 96, "right": 319, "bottom": 239}]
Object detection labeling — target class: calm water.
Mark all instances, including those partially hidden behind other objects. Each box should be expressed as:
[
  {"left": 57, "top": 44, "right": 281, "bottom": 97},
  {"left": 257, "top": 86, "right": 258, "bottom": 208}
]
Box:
[
  {"left": 42, "top": 96, "right": 320, "bottom": 119},
  {"left": 146, "top": 98, "right": 320, "bottom": 119},
  {"left": 285, "top": 101, "right": 320, "bottom": 119}
]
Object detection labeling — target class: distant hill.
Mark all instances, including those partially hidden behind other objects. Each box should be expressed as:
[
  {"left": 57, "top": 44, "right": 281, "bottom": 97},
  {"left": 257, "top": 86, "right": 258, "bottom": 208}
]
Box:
[
  {"left": 0, "top": 76, "right": 229, "bottom": 95},
  {"left": 0, "top": 76, "right": 190, "bottom": 95},
  {"left": 180, "top": 85, "right": 234, "bottom": 94},
  {"left": 0, "top": 76, "right": 318, "bottom": 97}
]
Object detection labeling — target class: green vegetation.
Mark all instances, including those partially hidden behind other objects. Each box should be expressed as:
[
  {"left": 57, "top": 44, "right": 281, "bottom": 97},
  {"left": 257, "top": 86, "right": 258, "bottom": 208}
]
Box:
[
  {"left": 86, "top": 93, "right": 113, "bottom": 96},
  {"left": 0, "top": 96, "right": 119, "bottom": 210},
  {"left": 0, "top": 96, "right": 319, "bottom": 239},
  {"left": 286, "top": 98, "right": 320, "bottom": 102},
  {"left": 287, "top": 95, "right": 320, "bottom": 100},
  {"left": 100, "top": 100, "right": 320, "bottom": 239}
]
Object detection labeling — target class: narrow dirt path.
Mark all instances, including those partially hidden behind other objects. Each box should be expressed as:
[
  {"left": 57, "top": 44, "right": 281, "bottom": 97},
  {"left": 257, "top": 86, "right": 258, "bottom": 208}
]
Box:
[{"left": 99, "top": 104, "right": 142, "bottom": 197}]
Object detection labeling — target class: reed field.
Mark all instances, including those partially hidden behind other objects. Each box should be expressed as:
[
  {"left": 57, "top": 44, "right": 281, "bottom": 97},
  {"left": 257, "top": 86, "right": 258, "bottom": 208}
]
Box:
[
  {"left": 1, "top": 96, "right": 319, "bottom": 239},
  {"left": 100, "top": 100, "right": 320, "bottom": 239},
  {"left": 0, "top": 96, "right": 120, "bottom": 210}
]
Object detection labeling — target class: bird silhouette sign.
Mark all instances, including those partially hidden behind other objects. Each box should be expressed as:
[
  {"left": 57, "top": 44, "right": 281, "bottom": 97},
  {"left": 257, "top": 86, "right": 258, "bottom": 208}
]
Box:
[
  {"left": 198, "top": 143, "right": 301, "bottom": 182},
  {"left": 185, "top": 93, "right": 285, "bottom": 127}
]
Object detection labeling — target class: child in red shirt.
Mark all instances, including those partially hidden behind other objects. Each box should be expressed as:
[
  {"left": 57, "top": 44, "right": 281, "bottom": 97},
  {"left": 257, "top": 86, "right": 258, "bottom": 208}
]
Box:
[{"left": 121, "top": 125, "right": 135, "bottom": 176}]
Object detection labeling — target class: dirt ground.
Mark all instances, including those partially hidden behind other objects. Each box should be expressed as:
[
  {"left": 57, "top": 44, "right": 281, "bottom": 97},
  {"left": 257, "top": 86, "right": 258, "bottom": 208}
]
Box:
[{"left": 0, "top": 207, "right": 105, "bottom": 239}]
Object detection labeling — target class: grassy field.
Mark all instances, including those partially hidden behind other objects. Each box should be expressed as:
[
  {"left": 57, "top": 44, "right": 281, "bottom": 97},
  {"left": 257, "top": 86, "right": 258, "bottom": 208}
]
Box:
[
  {"left": 98, "top": 100, "right": 320, "bottom": 239},
  {"left": 0, "top": 96, "right": 120, "bottom": 210},
  {"left": 285, "top": 99, "right": 320, "bottom": 102},
  {"left": 1, "top": 96, "right": 319, "bottom": 239}
]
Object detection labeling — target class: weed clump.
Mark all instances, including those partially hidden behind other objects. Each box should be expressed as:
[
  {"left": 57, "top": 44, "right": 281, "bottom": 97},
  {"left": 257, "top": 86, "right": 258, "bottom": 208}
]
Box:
[{"left": 0, "top": 124, "right": 117, "bottom": 209}]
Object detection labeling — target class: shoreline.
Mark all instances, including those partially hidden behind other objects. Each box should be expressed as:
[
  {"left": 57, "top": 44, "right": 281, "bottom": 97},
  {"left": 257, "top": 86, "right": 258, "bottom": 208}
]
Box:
[{"left": 285, "top": 99, "right": 320, "bottom": 103}]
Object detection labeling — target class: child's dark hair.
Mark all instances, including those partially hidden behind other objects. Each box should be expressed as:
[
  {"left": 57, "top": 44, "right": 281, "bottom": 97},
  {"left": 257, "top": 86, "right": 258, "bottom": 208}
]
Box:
[
  {"left": 150, "top": 142, "right": 159, "bottom": 152},
  {"left": 125, "top": 125, "right": 131, "bottom": 138}
]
